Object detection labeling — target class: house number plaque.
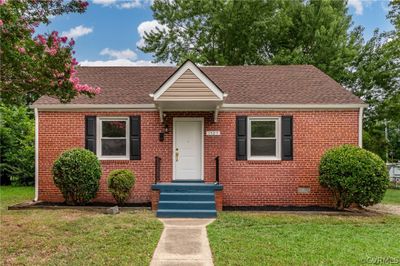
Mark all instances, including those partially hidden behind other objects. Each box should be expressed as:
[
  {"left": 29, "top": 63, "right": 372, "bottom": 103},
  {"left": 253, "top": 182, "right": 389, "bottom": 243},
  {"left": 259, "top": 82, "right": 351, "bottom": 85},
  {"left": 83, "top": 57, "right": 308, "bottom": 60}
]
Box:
[{"left": 206, "top": 131, "right": 221, "bottom": 136}]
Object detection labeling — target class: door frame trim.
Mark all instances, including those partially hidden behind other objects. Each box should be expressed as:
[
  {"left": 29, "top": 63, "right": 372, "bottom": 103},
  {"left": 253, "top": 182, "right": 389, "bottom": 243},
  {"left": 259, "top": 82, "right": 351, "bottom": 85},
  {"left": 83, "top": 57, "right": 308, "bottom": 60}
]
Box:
[{"left": 172, "top": 117, "right": 204, "bottom": 181}]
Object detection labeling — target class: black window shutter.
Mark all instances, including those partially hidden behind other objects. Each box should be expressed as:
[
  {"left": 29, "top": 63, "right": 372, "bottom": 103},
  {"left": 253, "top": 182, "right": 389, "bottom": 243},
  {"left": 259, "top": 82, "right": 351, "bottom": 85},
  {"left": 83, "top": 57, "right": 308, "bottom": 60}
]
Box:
[
  {"left": 236, "top": 116, "right": 247, "bottom": 160},
  {"left": 130, "top": 116, "right": 141, "bottom": 160},
  {"left": 85, "top": 116, "right": 96, "bottom": 153},
  {"left": 281, "top": 116, "right": 293, "bottom": 160}
]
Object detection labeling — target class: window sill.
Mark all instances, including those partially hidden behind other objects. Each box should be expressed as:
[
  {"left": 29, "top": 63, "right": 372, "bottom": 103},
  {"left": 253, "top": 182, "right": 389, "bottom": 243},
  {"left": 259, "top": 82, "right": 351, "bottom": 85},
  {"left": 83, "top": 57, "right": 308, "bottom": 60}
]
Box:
[
  {"left": 99, "top": 157, "right": 130, "bottom": 162},
  {"left": 246, "top": 160, "right": 282, "bottom": 164}
]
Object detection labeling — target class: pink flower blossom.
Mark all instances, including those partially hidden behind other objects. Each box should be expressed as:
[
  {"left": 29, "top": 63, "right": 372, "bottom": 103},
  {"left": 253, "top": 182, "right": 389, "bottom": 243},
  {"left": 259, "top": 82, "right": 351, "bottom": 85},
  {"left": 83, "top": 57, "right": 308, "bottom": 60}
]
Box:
[
  {"left": 68, "top": 38, "right": 75, "bottom": 46},
  {"left": 0, "top": 0, "right": 5, "bottom": 5},
  {"left": 0, "top": 20, "right": 3, "bottom": 27},
  {"left": 60, "top": 36, "right": 68, "bottom": 43},
  {"left": 49, "top": 48, "right": 57, "bottom": 55},
  {"left": 18, "top": 47, "right": 26, "bottom": 54},
  {"left": 37, "top": 35, "right": 47, "bottom": 45},
  {"left": 78, "top": 1, "right": 89, "bottom": 8},
  {"left": 65, "top": 56, "right": 100, "bottom": 95},
  {"left": 44, "top": 46, "right": 57, "bottom": 56}
]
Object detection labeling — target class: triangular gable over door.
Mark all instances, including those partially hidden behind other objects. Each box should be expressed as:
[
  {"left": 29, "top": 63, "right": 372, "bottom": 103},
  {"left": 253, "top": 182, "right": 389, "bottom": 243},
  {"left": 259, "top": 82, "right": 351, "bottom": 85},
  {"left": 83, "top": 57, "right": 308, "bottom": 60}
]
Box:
[
  {"left": 157, "top": 69, "right": 220, "bottom": 101},
  {"left": 151, "top": 60, "right": 227, "bottom": 122},
  {"left": 152, "top": 60, "right": 225, "bottom": 102}
]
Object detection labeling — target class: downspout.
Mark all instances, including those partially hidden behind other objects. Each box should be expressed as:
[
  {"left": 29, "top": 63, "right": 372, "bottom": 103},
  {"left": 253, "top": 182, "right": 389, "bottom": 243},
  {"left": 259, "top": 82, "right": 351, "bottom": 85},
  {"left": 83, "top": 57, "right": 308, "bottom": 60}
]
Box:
[
  {"left": 34, "top": 108, "right": 39, "bottom": 202},
  {"left": 358, "top": 107, "right": 364, "bottom": 148}
]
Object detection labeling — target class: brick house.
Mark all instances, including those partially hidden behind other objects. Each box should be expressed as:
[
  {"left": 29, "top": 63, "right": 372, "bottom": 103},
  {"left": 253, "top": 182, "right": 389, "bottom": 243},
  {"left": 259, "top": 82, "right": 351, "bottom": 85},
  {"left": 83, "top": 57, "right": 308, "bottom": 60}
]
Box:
[{"left": 31, "top": 60, "right": 366, "bottom": 217}]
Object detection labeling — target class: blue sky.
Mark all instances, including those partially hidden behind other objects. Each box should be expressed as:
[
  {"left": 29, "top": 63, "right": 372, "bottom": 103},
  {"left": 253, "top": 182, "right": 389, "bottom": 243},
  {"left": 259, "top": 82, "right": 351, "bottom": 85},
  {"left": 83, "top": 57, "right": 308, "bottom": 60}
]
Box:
[{"left": 37, "top": 0, "right": 394, "bottom": 66}]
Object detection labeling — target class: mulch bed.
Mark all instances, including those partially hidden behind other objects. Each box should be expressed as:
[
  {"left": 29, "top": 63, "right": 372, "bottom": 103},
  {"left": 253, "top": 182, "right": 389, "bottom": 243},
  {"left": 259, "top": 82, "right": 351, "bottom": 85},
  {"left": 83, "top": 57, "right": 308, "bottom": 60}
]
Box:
[
  {"left": 8, "top": 201, "right": 151, "bottom": 211},
  {"left": 8, "top": 202, "right": 384, "bottom": 216},
  {"left": 223, "top": 205, "right": 382, "bottom": 216}
]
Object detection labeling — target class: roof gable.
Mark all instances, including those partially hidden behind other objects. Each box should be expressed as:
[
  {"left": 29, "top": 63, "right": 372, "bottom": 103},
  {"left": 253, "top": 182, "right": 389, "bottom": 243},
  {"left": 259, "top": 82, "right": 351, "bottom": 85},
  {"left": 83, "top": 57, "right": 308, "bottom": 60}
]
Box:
[{"left": 152, "top": 60, "right": 225, "bottom": 101}]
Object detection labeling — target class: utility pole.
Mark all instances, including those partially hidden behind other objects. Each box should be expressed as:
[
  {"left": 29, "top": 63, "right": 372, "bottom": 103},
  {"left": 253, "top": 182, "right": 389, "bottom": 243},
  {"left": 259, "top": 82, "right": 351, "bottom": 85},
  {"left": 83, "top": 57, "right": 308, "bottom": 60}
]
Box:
[{"left": 384, "top": 119, "right": 389, "bottom": 163}]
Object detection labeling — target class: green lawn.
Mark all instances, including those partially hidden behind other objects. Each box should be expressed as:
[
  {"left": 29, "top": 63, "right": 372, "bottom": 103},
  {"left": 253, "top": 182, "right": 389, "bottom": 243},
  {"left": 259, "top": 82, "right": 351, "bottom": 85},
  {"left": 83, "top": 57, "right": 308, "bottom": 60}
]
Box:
[
  {"left": 0, "top": 186, "right": 163, "bottom": 266},
  {"left": 208, "top": 212, "right": 400, "bottom": 266},
  {"left": 382, "top": 188, "right": 400, "bottom": 205}
]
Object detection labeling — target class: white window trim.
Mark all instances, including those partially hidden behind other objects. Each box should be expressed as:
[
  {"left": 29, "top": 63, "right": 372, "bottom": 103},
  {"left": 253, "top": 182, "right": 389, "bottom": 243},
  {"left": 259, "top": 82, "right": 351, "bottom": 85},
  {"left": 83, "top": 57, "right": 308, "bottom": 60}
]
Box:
[
  {"left": 96, "top": 117, "right": 130, "bottom": 160},
  {"left": 247, "top": 117, "right": 281, "bottom": 160}
]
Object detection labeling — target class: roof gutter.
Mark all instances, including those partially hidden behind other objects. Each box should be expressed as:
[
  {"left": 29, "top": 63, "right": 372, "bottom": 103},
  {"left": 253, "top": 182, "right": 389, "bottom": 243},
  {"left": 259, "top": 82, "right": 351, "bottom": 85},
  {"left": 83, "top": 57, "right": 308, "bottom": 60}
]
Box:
[
  {"left": 221, "top": 103, "right": 368, "bottom": 110},
  {"left": 30, "top": 103, "right": 157, "bottom": 111},
  {"left": 31, "top": 103, "right": 368, "bottom": 111}
]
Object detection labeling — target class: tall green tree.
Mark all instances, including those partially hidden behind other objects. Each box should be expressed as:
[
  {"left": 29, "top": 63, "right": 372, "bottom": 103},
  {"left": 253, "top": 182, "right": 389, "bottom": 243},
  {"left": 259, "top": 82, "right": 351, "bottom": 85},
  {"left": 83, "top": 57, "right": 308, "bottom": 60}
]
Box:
[
  {"left": 349, "top": 0, "right": 400, "bottom": 161},
  {"left": 141, "top": 0, "right": 278, "bottom": 65},
  {"left": 0, "top": 104, "right": 34, "bottom": 185},
  {"left": 268, "top": 0, "right": 363, "bottom": 84},
  {"left": 141, "top": 0, "right": 362, "bottom": 83}
]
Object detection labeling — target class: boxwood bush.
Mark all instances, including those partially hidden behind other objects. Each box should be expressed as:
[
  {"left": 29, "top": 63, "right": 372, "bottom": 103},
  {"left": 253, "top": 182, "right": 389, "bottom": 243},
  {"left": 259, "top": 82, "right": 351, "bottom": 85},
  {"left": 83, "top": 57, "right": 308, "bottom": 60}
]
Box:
[
  {"left": 108, "top": 169, "right": 136, "bottom": 205},
  {"left": 52, "top": 148, "right": 102, "bottom": 205},
  {"left": 319, "top": 144, "right": 389, "bottom": 209}
]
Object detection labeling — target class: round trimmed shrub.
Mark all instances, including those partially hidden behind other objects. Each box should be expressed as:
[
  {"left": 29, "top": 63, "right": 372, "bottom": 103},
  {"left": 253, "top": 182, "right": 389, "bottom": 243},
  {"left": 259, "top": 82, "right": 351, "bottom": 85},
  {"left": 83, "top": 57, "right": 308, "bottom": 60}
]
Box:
[
  {"left": 319, "top": 144, "right": 389, "bottom": 209},
  {"left": 52, "top": 148, "right": 102, "bottom": 205},
  {"left": 108, "top": 169, "right": 136, "bottom": 205}
]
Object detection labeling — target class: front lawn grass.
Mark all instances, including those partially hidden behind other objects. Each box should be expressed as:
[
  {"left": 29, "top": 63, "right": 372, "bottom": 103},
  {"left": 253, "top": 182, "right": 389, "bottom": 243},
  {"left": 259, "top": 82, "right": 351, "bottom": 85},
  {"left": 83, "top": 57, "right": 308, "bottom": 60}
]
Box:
[
  {"left": 382, "top": 188, "right": 400, "bottom": 205},
  {"left": 0, "top": 186, "right": 163, "bottom": 265},
  {"left": 208, "top": 212, "right": 400, "bottom": 266}
]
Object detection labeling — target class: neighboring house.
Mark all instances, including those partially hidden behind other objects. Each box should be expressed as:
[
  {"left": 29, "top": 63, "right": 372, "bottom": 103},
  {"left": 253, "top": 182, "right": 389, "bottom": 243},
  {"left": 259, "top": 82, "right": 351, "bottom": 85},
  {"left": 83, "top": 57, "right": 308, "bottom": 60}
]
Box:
[{"left": 31, "top": 60, "right": 366, "bottom": 217}]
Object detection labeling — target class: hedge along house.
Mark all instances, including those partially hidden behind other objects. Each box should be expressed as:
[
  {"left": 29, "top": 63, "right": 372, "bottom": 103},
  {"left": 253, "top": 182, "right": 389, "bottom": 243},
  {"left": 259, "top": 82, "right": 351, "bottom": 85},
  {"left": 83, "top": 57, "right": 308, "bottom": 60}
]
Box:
[{"left": 31, "top": 60, "right": 366, "bottom": 218}]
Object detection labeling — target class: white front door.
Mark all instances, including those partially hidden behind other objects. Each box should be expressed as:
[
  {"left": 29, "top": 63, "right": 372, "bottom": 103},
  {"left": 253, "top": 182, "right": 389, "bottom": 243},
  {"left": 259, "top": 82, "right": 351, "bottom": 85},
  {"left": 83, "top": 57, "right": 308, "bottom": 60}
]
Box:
[{"left": 174, "top": 118, "right": 203, "bottom": 180}]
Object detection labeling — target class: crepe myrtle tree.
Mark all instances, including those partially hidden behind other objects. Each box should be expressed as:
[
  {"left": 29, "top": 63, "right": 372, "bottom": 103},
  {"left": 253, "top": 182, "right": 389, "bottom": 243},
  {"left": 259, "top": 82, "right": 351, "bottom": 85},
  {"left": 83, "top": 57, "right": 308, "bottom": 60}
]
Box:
[{"left": 0, "top": 0, "right": 100, "bottom": 106}]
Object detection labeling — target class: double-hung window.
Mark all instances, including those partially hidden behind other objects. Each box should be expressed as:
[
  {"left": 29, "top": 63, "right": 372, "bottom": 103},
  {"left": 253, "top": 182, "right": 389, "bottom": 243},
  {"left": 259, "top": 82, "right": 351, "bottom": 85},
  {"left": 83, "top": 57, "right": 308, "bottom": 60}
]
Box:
[
  {"left": 247, "top": 117, "right": 280, "bottom": 160},
  {"left": 97, "top": 117, "right": 129, "bottom": 160}
]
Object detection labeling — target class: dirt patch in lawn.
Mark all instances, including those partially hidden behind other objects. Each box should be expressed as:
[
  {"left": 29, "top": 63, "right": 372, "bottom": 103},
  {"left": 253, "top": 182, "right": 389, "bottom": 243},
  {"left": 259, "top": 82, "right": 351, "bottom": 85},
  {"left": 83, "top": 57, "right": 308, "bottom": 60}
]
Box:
[{"left": 367, "top": 204, "right": 400, "bottom": 215}]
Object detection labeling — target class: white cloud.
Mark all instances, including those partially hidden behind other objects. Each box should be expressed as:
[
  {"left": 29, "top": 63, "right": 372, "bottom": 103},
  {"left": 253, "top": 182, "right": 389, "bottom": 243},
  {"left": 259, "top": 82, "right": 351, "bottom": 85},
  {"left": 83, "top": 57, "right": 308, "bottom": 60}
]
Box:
[
  {"left": 348, "top": 0, "right": 363, "bottom": 15},
  {"left": 136, "top": 20, "right": 168, "bottom": 48},
  {"left": 119, "top": 0, "right": 142, "bottom": 9},
  {"left": 79, "top": 59, "right": 173, "bottom": 66},
  {"left": 347, "top": 0, "right": 373, "bottom": 15},
  {"left": 92, "top": 0, "right": 151, "bottom": 9},
  {"left": 100, "top": 48, "right": 137, "bottom": 60},
  {"left": 380, "top": 1, "right": 390, "bottom": 12},
  {"left": 92, "top": 0, "right": 117, "bottom": 6},
  {"left": 62, "top": 25, "right": 93, "bottom": 39}
]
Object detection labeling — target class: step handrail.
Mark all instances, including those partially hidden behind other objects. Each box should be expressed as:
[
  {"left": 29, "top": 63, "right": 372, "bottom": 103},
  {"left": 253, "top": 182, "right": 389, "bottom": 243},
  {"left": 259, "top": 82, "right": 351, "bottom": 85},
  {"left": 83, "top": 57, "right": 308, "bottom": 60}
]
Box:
[
  {"left": 155, "top": 156, "right": 161, "bottom": 184},
  {"left": 215, "top": 156, "right": 220, "bottom": 184}
]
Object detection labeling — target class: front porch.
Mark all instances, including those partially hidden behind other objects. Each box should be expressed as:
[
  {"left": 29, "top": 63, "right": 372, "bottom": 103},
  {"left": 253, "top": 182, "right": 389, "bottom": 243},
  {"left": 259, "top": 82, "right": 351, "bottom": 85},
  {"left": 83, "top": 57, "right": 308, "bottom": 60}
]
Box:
[{"left": 148, "top": 61, "right": 227, "bottom": 218}]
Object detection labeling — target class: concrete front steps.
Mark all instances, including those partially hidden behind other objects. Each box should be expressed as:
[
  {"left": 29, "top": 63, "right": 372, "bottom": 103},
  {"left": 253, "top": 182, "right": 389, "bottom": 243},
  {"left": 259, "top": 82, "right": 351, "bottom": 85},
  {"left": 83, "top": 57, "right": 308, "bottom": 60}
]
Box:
[{"left": 151, "top": 182, "right": 223, "bottom": 218}]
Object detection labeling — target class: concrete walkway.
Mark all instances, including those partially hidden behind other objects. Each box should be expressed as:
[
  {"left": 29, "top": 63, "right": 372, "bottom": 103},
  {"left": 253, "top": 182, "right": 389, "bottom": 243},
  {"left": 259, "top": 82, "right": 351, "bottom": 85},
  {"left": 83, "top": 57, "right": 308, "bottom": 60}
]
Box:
[{"left": 150, "top": 219, "right": 215, "bottom": 266}]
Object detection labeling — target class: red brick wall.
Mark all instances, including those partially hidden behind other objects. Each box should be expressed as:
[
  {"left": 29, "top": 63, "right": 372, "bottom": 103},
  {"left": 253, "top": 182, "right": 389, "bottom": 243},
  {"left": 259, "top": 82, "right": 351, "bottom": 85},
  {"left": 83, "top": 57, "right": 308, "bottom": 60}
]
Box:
[{"left": 38, "top": 110, "right": 359, "bottom": 207}]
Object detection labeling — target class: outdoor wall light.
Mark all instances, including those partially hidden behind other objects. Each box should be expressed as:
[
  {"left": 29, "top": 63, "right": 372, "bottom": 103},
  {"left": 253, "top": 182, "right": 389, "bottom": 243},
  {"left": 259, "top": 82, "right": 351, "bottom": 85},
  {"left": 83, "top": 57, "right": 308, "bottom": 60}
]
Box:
[
  {"left": 159, "top": 123, "right": 169, "bottom": 142},
  {"left": 159, "top": 132, "right": 165, "bottom": 142}
]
